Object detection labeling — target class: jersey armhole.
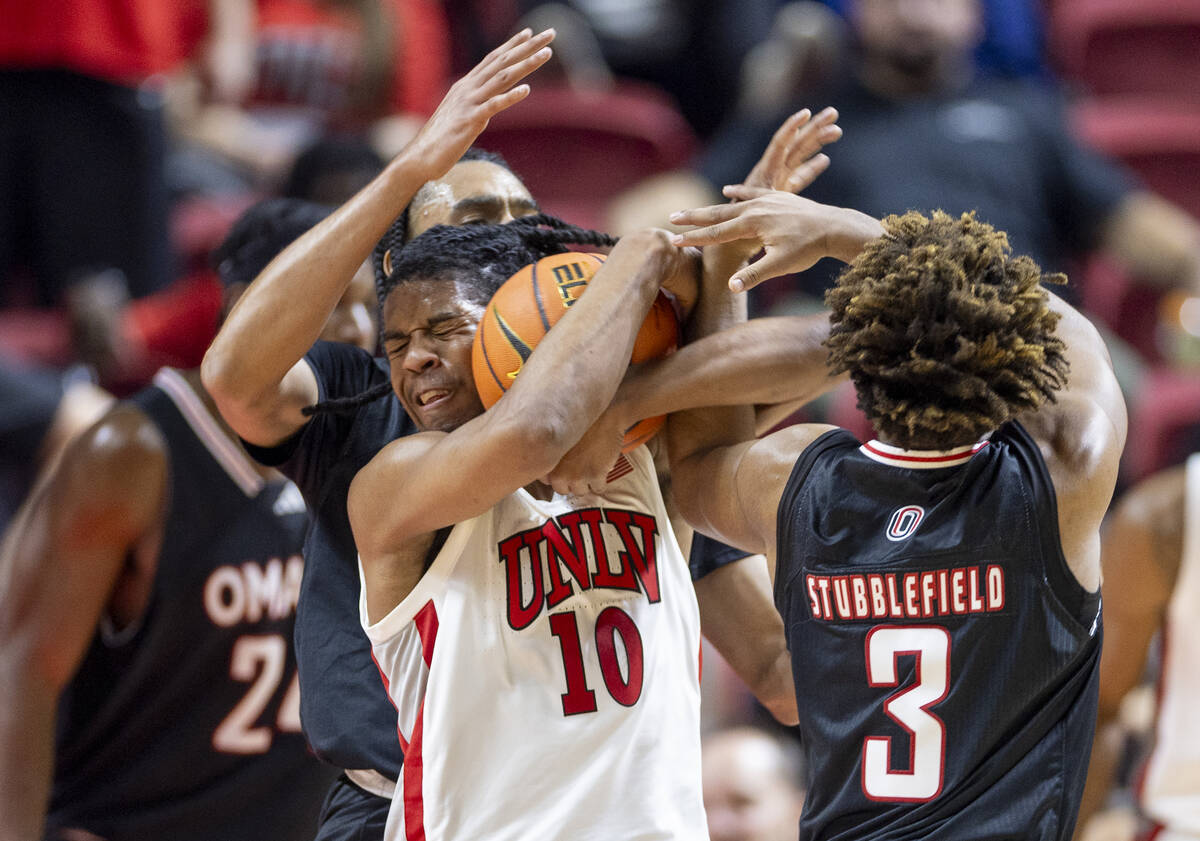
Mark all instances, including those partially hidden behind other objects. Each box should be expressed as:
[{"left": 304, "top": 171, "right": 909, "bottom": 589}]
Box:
[
  {"left": 1006, "top": 420, "right": 1100, "bottom": 627},
  {"left": 773, "top": 429, "right": 856, "bottom": 607}
]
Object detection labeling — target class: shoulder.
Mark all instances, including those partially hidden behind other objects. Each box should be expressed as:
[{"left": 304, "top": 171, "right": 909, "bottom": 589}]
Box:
[
  {"left": 43, "top": 403, "right": 169, "bottom": 542},
  {"left": 742, "top": 424, "right": 843, "bottom": 513}
]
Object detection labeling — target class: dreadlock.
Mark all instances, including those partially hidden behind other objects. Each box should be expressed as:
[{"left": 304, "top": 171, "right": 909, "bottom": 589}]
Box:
[
  {"left": 371, "top": 148, "right": 519, "bottom": 299},
  {"left": 304, "top": 214, "right": 616, "bottom": 417},
  {"left": 824, "top": 210, "right": 1070, "bottom": 449}
]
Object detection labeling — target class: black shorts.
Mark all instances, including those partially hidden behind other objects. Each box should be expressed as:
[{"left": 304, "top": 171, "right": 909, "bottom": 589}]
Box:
[{"left": 313, "top": 774, "right": 392, "bottom": 841}]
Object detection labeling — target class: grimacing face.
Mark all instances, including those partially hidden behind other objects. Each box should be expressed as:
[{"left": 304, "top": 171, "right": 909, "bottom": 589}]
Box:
[
  {"left": 407, "top": 160, "right": 539, "bottom": 241},
  {"left": 381, "top": 277, "right": 487, "bottom": 433}
]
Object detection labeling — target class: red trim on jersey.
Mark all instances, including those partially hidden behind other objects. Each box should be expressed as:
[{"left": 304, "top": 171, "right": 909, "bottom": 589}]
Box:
[
  {"left": 1139, "top": 825, "right": 1165, "bottom": 841},
  {"left": 369, "top": 647, "right": 407, "bottom": 752},
  {"left": 861, "top": 440, "right": 989, "bottom": 465},
  {"left": 403, "top": 701, "right": 428, "bottom": 841},
  {"left": 414, "top": 600, "right": 439, "bottom": 668}
]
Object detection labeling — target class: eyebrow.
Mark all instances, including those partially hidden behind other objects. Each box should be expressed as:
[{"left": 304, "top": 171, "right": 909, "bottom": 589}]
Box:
[
  {"left": 381, "top": 312, "right": 468, "bottom": 344},
  {"left": 452, "top": 195, "right": 540, "bottom": 215}
]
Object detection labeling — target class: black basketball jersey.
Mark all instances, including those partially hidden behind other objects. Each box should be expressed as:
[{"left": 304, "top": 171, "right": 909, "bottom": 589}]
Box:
[
  {"left": 243, "top": 340, "right": 415, "bottom": 780},
  {"left": 48, "top": 369, "right": 338, "bottom": 841},
  {"left": 775, "top": 421, "right": 1101, "bottom": 841}
]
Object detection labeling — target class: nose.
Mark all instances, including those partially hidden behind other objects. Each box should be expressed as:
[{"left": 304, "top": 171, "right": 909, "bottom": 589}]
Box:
[{"left": 401, "top": 334, "right": 439, "bottom": 373}]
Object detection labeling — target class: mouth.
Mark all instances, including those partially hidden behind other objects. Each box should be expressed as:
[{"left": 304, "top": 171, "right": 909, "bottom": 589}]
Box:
[{"left": 415, "top": 387, "right": 452, "bottom": 408}]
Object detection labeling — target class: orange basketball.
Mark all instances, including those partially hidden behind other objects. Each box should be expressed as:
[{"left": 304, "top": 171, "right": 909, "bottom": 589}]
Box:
[{"left": 472, "top": 251, "right": 679, "bottom": 452}]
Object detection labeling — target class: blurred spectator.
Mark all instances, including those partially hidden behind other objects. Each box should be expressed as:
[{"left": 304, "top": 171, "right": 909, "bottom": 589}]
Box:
[
  {"left": 516, "top": 0, "right": 781, "bottom": 137},
  {"left": 70, "top": 134, "right": 384, "bottom": 390},
  {"left": 701, "top": 0, "right": 1200, "bottom": 313},
  {"left": 1074, "top": 455, "right": 1200, "bottom": 841},
  {"left": 816, "top": 0, "right": 1048, "bottom": 79},
  {"left": 0, "top": 0, "right": 253, "bottom": 304},
  {"left": 703, "top": 727, "right": 807, "bottom": 841},
  {"left": 169, "top": 0, "right": 450, "bottom": 193}
]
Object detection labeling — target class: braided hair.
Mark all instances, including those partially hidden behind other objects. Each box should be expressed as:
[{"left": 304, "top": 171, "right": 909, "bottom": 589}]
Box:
[
  {"left": 304, "top": 214, "right": 616, "bottom": 417},
  {"left": 213, "top": 198, "right": 333, "bottom": 287},
  {"left": 371, "top": 148, "right": 519, "bottom": 299}
]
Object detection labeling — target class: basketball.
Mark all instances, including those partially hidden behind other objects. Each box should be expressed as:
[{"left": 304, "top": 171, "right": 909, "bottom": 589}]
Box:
[{"left": 472, "top": 251, "right": 680, "bottom": 452}]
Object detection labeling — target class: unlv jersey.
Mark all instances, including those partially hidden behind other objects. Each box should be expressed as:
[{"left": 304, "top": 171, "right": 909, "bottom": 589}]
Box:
[
  {"left": 775, "top": 422, "right": 1101, "bottom": 841},
  {"left": 362, "top": 445, "right": 707, "bottom": 841},
  {"left": 48, "top": 369, "right": 336, "bottom": 841}
]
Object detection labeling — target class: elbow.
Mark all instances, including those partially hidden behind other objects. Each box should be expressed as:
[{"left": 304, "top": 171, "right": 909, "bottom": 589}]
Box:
[
  {"left": 200, "top": 346, "right": 238, "bottom": 406},
  {"left": 492, "top": 408, "right": 581, "bottom": 480}
]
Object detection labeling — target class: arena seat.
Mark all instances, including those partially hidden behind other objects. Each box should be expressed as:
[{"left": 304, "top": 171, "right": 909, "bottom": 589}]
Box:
[
  {"left": 1072, "top": 99, "right": 1200, "bottom": 220},
  {"left": 1122, "top": 366, "right": 1200, "bottom": 483},
  {"left": 477, "top": 82, "right": 698, "bottom": 230},
  {"left": 1077, "top": 257, "right": 1167, "bottom": 363},
  {"left": 1051, "top": 0, "right": 1200, "bottom": 100}
]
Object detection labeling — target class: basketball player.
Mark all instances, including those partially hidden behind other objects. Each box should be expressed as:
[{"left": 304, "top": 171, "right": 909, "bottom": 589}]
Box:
[
  {"left": 351, "top": 213, "right": 706, "bottom": 840},
  {"left": 1075, "top": 457, "right": 1200, "bottom": 841},
  {"left": 0, "top": 199, "right": 374, "bottom": 841},
  {"left": 666, "top": 186, "right": 1127, "bottom": 840},
  {"left": 204, "top": 29, "right": 839, "bottom": 834}
]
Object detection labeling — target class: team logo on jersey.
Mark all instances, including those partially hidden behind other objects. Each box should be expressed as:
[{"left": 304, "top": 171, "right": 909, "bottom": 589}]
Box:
[{"left": 885, "top": 505, "right": 925, "bottom": 541}]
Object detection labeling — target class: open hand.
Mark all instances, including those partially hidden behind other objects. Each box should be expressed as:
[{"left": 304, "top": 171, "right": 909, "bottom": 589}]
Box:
[
  {"left": 406, "top": 28, "right": 555, "bottom": 179},
  {"left": 743, "top": 106, "right": 842, "bottom": 194},
  {"left": 669, "top": 186, "right": 884, "bottom": 292}
]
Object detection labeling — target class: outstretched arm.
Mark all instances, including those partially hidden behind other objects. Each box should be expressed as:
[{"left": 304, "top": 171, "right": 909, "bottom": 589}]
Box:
[
  {"left": 352, "top": 231, "right": 688, "bottom": 618},
  {"left": 0, "top": 408, "right": 165, "bottom": 841},
  {"left": 202, "top": 28, "right": 555, "bottom": 447},
  {"left": 668, "top": 191, "right": 884, "bottom": 575}
]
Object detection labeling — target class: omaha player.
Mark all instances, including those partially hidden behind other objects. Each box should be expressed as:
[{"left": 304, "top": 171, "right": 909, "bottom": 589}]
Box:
[
  {"left": 668, "top": 187, "right": 1126, "bottom": 841},
  {"left": 0, "top": 199, "right": 369, "bottom": 841}
]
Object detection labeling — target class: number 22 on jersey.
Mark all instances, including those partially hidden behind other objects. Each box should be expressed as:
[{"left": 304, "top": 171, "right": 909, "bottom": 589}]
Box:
[{"left": 862, "top": 625, "right": 950, "bottom": 802}]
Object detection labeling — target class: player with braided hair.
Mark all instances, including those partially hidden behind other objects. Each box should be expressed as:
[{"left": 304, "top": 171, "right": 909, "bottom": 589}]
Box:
[
  {"left": 667, "top": 187, "right": 1126, "bottom": 840},
  {"left": 304, "top": 214, "right": 616, "bottom": 419},
  {"left": 352, "top": 222, "right": 708, "bottom": 841}
]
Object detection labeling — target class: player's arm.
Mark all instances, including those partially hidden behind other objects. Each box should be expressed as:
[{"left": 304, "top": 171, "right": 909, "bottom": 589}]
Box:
[
  {"left": 668, "top": 189, "right": 883, "bottom": 576},
  {"left": 0, "top": 408, "right": 166, "bottom": 841},
  {"left": 1016, "top": 292, "right": 1128, "bottom": 591},
  {"left": 1073, "top": 467, "right": 1182, "bottom": 838},
  {"left": 694, "top": 553, "right": 799, "bottom": 724},
  {"left": 351, "top": 230, "right": 684, "bottom": 616},
  {"left": 201, "top": 28, "right": 555, "bottom": 447}
]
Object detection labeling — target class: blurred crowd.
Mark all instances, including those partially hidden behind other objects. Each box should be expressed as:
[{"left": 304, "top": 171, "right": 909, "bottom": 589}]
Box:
[{"left": 1, "top": 1, "right": 1198, "bottom": 840}]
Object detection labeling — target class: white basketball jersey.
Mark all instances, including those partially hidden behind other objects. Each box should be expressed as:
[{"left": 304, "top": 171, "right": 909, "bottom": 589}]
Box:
[
  {"left": 361, "top": 446, "right": 707, "bottom": 841},
  {"left": 1140, "top": 453, "right": 1200, "bottom": 837}
]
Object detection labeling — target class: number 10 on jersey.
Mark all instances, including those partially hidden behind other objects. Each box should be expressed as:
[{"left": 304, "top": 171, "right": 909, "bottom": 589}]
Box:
[{"left": 550, "top": 607, "right": 645, "bottom": 715}]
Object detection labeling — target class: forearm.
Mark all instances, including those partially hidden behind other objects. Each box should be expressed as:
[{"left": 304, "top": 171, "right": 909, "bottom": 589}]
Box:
[
  {"left": 610, "top": 315, "right": 839, "bottom": 427},
  {"left": 0, "top": 663, "right": 56, "bottom": 841},
  {"left": 204, "top": 154, "right": 427, "bottom": 402}
]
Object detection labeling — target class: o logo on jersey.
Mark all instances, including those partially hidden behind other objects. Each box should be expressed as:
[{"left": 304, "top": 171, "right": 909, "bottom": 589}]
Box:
[{"left": 886, "top": 506, "right": 925, "bottom": 542}]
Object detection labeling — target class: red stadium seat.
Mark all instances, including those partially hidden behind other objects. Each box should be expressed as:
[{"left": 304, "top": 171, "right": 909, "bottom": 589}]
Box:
[
  {"left": 477, "top": 82, "right": 698, "bottom": 230},
  {"left": 1076, "top": 256, "right": 1168, "bottom": 363},
  {"left": 1051, "top": 0, "right": 1200, "bottom": 100},
  {"left": 1072, "top": 98, "right": 1200, "bottom": 220},
  {"left": 1122, "top": 366, "right": 1200, "bottom": 483}
]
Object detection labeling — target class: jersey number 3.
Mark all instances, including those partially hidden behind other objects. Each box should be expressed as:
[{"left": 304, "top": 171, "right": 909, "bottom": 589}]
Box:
[{"left": 862, "top": 625, "right": 950, "bottom": 802}]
